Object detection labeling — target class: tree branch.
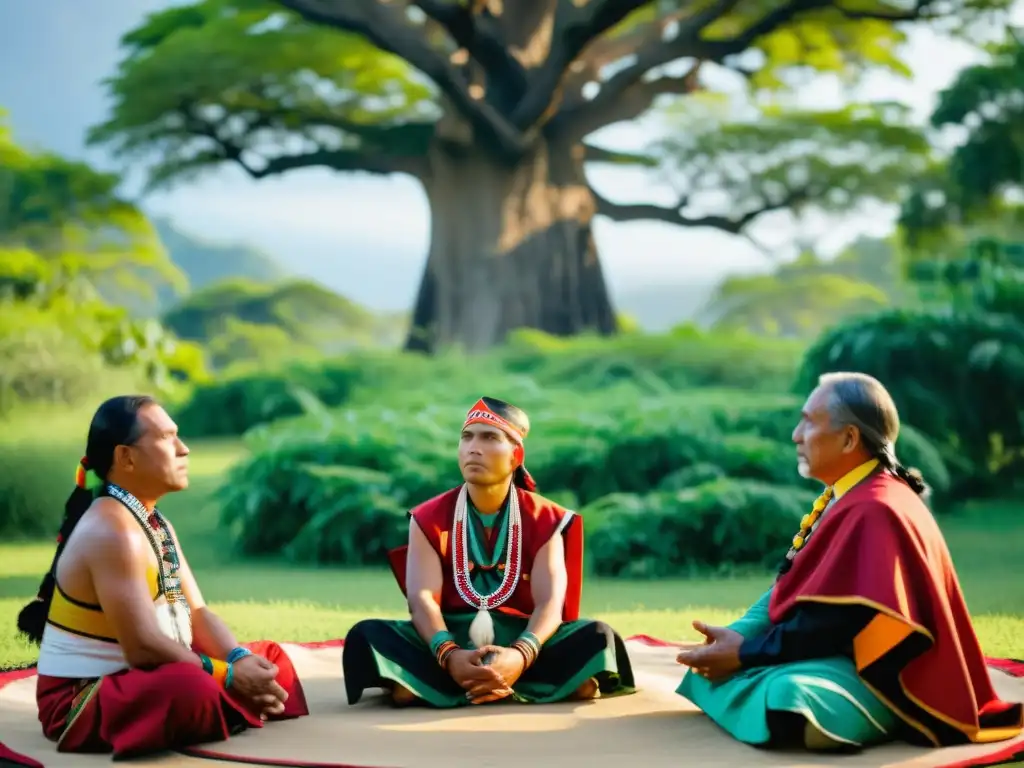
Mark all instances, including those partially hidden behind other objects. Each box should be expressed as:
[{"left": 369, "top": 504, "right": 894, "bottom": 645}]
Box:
[
  {"left": 410, "top": 0, "right": 528, "bottom": 94},
  {"left": 180, "top": 107, "right": 430, "bottom": 180},
  {"left": 509, "top": 0, "right": 652, "bottom": 131},
  {"left": 574, "top": 0, "right": 936, "bottom": 130},
  {"left": 559, "top": 62, "right": 703, "bottom": 139},
  {"left": 591, "top": 186, "right": 810, "bottom": 233},
  {"left": 277, "top": 0, "right": 528, "bottom": 157}
]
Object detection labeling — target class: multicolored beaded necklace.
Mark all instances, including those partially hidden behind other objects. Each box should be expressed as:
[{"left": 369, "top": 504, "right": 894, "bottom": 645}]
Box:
[
  {"left": 451, "top": 483, "right": 522, "bottom": 648},
  {"left": 105, "top": 482, "right": 191, "bottom": 647}
]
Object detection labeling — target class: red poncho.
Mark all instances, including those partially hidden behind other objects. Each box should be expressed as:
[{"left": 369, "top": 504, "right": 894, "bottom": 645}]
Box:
[{"left": 770, "top": 472, "right": 1022, "bottom": 747}]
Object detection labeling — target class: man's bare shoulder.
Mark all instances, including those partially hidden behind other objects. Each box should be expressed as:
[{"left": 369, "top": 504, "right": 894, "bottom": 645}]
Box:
[{"left": 75, "top": 498, "right": 150, "bottom": 558}]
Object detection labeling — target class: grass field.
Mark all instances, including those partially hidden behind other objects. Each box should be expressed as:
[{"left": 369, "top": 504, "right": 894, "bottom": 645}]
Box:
[{"left": 2, "top": 439, "right": 1023, "bottom": 669}]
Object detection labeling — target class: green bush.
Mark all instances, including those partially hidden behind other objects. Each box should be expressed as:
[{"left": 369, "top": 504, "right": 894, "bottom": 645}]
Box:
[
  {"left": 0, "top": 440, "right": 81, "bottom": 539},
  {"left": 796, "top": 309, "right": 1024, "bottom": 495},
  {"left": 217, "top": 390, "right": 827, "bottom": 569},
  {"left": 583, "top": 478, "right": 817, "bottom": 578},
  {"left": 174, "top": 328, "right": 806, "bottom": 439}
]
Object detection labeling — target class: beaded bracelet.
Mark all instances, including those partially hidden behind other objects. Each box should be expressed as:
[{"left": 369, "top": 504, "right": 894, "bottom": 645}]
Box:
[
  {"left": 227, "top": 646, "right": 253, "bottom": 665},
  {"left": 511, "top": 631, "right": 541, "bottom": 669}
]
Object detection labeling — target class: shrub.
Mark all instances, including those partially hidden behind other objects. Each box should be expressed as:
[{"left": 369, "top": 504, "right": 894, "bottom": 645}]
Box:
[
  {"left": 174, "top": 328, "right": 806, "bottom": 438},
  {"left": 0, "top": 440, "right": 81, "bottom": 540},
  {"left": 796, "top": 309, "right": 1024, "bottom": 495},
  {"left": 217, "top": 391, "right": 830, "bottom": 569},
  {"left": 583, "top": 478, "right": 817, "bottom": 578}
]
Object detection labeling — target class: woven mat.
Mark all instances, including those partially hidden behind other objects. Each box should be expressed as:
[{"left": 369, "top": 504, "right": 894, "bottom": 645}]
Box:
[{"left": 2, "top": 639, "right": 1022, "bottom": 768}]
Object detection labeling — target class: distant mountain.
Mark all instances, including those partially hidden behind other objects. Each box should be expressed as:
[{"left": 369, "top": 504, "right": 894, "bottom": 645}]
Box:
[
  {"left": 613, "top": 282, "right": 717, "bottom": 331},
  {"left": 152, "top": 216, "right": 286, "bottom": 307}
]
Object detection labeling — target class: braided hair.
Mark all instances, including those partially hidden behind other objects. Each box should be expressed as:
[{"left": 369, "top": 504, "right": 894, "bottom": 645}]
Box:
[
  {"left": 479, "top": 396, "right": 537, "bottom": 492},
  {"left": 818, "top": 372, "right": 930, "bottom": 498},
  {"left": 16, "top": 395, "right": 156, "bottom": 644}
]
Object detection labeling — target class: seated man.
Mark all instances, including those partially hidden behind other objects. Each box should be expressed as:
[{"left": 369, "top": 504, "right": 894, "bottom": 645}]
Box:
[
  {"left": 343, "top": 396, "right": 636, "bottom": 707},
  {"left": 16, "top": 395, "right": 309, "bottom": 758},
  {"left": 676, "top": 372, "right": 1023, "bottom": 751}
]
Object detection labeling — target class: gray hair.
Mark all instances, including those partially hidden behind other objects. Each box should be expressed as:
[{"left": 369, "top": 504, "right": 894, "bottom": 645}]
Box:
[{"left": 818, "top": 372, "right": 929, "bottom": 498}]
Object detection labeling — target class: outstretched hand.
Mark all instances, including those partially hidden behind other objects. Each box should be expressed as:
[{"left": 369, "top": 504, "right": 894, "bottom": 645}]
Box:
[{"left": 675, "top": 621, "right": 744, "bottom": 681}]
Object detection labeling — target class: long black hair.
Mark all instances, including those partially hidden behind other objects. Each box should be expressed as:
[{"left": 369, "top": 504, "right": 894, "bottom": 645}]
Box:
[
  {"left": 17, "top": 395, "right": 156, "bottom": 644},
  {"left": 479, "top": 396, "right": 537, "bottom": 492}
]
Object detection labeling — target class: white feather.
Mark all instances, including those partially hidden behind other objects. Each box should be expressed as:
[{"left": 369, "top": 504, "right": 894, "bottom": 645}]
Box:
[{"left": 469, "top": 608, "right": 494, "bottom": 648}]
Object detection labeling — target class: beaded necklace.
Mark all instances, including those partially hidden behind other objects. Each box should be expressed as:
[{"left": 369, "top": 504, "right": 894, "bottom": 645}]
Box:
[
  {"left": 451, "top": 483, "right": 522, "bottom": 648},
  {"left": 105, "top": 483, "right": 191, "bottom": 647}
]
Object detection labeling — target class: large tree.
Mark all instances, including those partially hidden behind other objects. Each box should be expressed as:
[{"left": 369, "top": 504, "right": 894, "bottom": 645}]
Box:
[{"left": 90, "top": 0, "right": 1006, "bottom": 352}]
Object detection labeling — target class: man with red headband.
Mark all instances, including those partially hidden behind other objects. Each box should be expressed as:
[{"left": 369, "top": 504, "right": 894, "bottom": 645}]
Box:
[{"left": 342, "top": 396, "right": 636, "bottom": 707}]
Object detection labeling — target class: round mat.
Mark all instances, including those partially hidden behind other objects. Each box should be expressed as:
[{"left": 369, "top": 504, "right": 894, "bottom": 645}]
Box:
[{"left": 2, "top": 641, "right": 1023, "bottom": 768}]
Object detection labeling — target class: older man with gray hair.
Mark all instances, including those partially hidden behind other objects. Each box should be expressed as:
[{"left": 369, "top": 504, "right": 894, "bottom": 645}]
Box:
[{"left": 675, "top": 372, "right": 1022, "bottom": 752}]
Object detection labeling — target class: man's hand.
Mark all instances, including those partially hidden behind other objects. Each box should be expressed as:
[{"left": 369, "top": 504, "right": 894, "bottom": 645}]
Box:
[
  {"left": 468, "top": 646, "right": 524, "bottom": 704},
  {"left": 675, "top": 620, "right": 745, "bottom": 681},
  {"left": 446, "top": 648, "right": 507, "bottom": 702},
  {"left": 231, "top": 655, "right": 289, "bottom": 718}
]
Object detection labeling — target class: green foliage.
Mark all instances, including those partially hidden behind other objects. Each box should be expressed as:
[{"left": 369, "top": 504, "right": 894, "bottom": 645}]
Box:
[
  {"left": 0, "top": 422, "right": 87, "bottom": 540},
  {"left": 796, "top": 309, "right": 1024, "bottom": 494},
  {"left": 0, "top": 108, "right": 209, "bottom": 412},
  {"left": 213, "top": 376, "right": 939, "bottom": 574},
  {"left": 163, "top": 277, "right": 396, "bottom": 369},
  {"left": 174, "top": 328, "right": 805, "bottom": 438},
  {"left": 87, "top": 0, "right": 437, "bottom": 189},
  {"left": 584, "top": 479, "right": 817, "bottom": 578},
  {"left": 700, "top": 237, "right": 912, "bottom": 339},
  {"left": 930, "top": 31, "right": 1024, "bottom": 213},
  {"left": 119, "top": 216, "right": 286, "bottom": 316},
  {"left": 898, "top": 30, "right": 1024, "bottom": 250},
  {"left": 0, "top": 112, "right": 184, "bottom": 300},
  {"left": 220, "top": 387, "right": 827, "bottom": 573},
  {"left": 653, "top": 102, "right": 933, "bottom": 233}
]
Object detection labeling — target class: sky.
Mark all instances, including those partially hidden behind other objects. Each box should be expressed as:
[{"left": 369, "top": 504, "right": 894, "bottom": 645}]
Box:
[{"left": 0, "top": 0, "right": 1019, "bottom": 312}]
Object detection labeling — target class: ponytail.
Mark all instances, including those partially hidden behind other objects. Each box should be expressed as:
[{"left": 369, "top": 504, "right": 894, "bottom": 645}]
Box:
[
  {"left": 513, "top": 464, "right": 537, "bottom": 493},
  {"left": 17, "top": 457, "right": 103, "bottom": 644},
  {"left": 892, "top": 463, "right": 930, "bottom": 498},
  {"left": 877, "top": 445, "right": 930, "bottom": 499}
]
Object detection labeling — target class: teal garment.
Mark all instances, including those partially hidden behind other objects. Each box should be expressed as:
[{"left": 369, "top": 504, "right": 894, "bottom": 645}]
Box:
[
  {"left": 676, "top": 588, "right": 900, "bottom": 747},
  {"left": 344, "top": 611, "right": 635, "bottom": 708}
]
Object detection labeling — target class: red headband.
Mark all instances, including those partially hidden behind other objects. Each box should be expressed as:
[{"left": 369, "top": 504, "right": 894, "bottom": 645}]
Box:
[{"left": 463, "top": 399, "right": 527, "bottom": 444}]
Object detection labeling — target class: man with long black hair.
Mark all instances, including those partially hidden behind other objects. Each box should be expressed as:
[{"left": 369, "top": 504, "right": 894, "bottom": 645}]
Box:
[
  {"left": 17, "top": 395, "right": 309, "bottom": 757},
  {"left": 342, "top": 396, "right": 636, "bottom": 708}
]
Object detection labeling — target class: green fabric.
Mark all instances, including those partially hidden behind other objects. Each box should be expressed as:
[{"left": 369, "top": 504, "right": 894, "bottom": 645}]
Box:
[
  {"left": 465, "top": 499, "right": 509, "bottom": 596},
  {"left": 367, "top": 611, "right": 632, "bottom": 708},
  {"left": 676, "top": 588, "right": 899, "bottom": 747}
]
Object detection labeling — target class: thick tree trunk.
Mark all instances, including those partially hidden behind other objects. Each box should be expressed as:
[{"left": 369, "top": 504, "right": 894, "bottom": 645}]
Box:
[{"left": 405, "top": 139, "right": 617, "bottom": 353}]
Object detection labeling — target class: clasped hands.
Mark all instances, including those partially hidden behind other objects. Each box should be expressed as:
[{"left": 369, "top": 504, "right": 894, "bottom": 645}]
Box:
[
  {"left": 674, "top": 620, "right": 744, "bottom": 682},
  {"left": 230, "top": 654, "right": 290, "bottom": 719},
  {"left": 447, "top": 645, "right": 524, "bottom": 704}
]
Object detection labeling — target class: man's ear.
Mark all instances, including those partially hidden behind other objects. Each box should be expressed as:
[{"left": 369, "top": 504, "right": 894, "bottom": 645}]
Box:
[
  {"left": 112, "top": 444, "right": 134, "bottom": 472},
  {"left": 842, "top": 425, "right": 861, "bottom": 453}
]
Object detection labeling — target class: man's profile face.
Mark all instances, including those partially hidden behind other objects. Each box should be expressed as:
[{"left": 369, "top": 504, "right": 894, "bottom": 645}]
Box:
[
  {"left": 458, "top": 424, "right": 517, "bottom": 486},
  {"left": 117, "top": 404, "right": 190, "bottom": 494},
  {"left": 792, "top": 385, "right": 854, "bottom": 485}
]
